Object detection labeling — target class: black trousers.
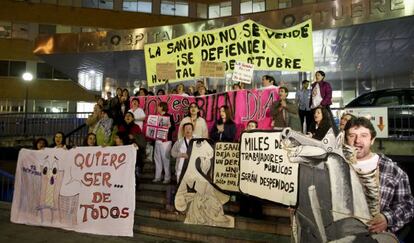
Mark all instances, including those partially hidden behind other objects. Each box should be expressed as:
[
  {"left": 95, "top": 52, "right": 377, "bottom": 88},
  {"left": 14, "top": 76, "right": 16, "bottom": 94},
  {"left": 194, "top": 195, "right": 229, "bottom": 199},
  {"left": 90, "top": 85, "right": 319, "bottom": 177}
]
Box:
[{"left": 299, "top": 109, "right": 313, "bottom": 133}]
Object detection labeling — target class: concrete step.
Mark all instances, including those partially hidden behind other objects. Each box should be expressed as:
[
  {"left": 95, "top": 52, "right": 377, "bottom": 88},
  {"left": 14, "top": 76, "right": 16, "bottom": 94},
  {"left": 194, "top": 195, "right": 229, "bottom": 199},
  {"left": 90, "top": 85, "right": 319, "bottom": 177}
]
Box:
[
  {"left": 219, "top": 201, "right": 291, "bottom": 220},
  {"left": 262, "top": 203, "right": 291, "bottom": 218},
  {"left": 140, "top": 172, "right": 155, "bottom": 180},
  {"left": 136, "top": 188, "right": 290, "bottom": 220},
  {"left": 135, "top": 202, "right": 291, "bottom": 236},
  {"left": 142, "top": 162, "right": 154, "bottom": 173},
  {"left": 134, "top": 215, "right": 291, "bottom": 243},
  {"left": 0, "top": 202, "right": 194, "bottom": 243},
  {"left": 139, "top": 172, "right": 178, "bottom": 185},
  {"left": 137, "top": 190, "right": 167, "bottom": 205},
  {"left": 138, "top": 182, "right": 171, "bottom": 192}
]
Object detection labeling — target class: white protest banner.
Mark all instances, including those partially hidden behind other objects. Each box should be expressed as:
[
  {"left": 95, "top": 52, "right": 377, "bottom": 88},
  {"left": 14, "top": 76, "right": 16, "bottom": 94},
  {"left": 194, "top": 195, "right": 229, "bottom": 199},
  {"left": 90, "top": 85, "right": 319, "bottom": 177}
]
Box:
[
  {"left": 11, "top": 145, "right": 137, "bottom": 237},
  {"left": 213, "top": 142, "right": 240, "bottom": 192},
  {"left": 145, "top": 114, "right": 170, "bottom": 141},
  {"left": 239, "top": 130, "right": 298, "bottom": 206},
  {"left": 232, "top": 61, "right": 254, "bottom": 84}
]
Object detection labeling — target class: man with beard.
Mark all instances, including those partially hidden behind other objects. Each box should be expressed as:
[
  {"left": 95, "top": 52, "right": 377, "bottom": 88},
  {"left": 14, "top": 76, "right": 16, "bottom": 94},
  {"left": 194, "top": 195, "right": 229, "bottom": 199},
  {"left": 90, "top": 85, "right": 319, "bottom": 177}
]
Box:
[{"left": 345, "top": 117, "right": 413, "bottom": 237}]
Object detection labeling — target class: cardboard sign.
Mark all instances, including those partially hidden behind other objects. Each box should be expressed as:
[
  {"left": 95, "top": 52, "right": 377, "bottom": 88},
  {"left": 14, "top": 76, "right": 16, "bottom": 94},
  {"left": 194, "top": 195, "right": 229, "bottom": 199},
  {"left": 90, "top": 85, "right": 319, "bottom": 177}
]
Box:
[
  {"left": 145, "top": 114, "right": 170, "bottom": 141},
  {"left": 156, "top": 63, "right": 176, "bottom": 80},
  {"left": 213, "top": 142, "right": 240, "bottom": 192},
  {"left": 11, "top": 146, "right": 137, "bottom": 237},
  {"left": 343, "top": 107, "right": 388, "bottom": 138},
  {"left": 199, "top": 61, "right": 225, "bottom": 78},
  {"left": 232, "top": 61, "right": 254, "bottom": 84},
  {"left": 175, "top": 139, "right": 234, "bottom": 228},
  {"left": 239, "top": 130, "right": 298, "bottom": 206}
]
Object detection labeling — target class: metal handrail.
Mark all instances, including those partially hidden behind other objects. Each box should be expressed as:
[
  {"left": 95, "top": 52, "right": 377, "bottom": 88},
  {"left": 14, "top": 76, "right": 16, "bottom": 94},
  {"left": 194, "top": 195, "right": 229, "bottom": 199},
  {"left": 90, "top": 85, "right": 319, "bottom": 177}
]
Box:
[{"left": 0, "top": 112, "right": 89, "bottom": 138}]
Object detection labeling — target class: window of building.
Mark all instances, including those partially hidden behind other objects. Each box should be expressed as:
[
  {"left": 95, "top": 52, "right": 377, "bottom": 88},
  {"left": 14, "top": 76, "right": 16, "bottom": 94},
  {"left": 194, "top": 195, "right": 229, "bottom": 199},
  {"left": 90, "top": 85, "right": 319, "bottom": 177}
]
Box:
[
  {"left": 161, "top": 1, "right": 175, "bottom": 15},
  {"left": 252, "top": 0, "right": 265, "bottom": 12},
  {"left": 220, "top": 1, "right": 231, "bottom": 17},
  {"left": 123, "top": 0, "right": 136, "bottom": 11},
  {"left": 208, "top": 4, "right": 220, "bottom": 19},
  {"left": 56, "top": 25, "right": 72, "bottom": 33},
  {"left": 209, "top": 1, "right": 231, "bottom": 19},
  {"left": 161, "top": 0, "right": 188, "bottom": 16},
  {"left": 278, "top": 0, "right": 292, "bottom": 9},
  {"left": 241, "top": 0, "right": 265, "bottom": 14},
  {"left": 35, "top": 100, "right": 69, "bottom": 113},
  {"left": 240, "top": 0, "right": 252, "bottom": 14},
  {"left": 137, "top": 0, "right": 152, "bottom": 13},
  {"left": 0, "top": 21, "right": 12, "bottom": 39},
  {"left": 82, "top": 0, "right": 113, "bottom": 10},
  {"left": 78, "top": 70, "right": 103, "bottom": 91},
  {"left": 302, "top": 0, "right": 316, "bottom": 4},
  {"left": 53, "top": 68, "right": 70, "bottom": 80},
  {"left": 197, "top": 3, "right": 207, "bottom": 19},
  {"left": 123, "top": 0, "right": 152, "bottom": 13},
  {"left": 38, "top": 24, "right": 56, "bottom": 35},
  {"left": 80, "top": 27, "right": 108, "bottom": 32},
  {"left": 175, "top": 1, "right": 189, "bottom": 16},
  {"left": 11, "top": 23, "right": 29, "bottom": 39},
  {"left": 37, "top": 63, "right": 53, "bottom": 79},
  {"left": 9, "top": 61, "right": 26, "bottom": 77},
  {"left": 0, "top": 61, "right": 9, "bottom": 76},
  {"left": 98, "top": 0, "right": 113, "bottom": 9},
  {"left": 77, "top": 102, "right": 95, "bottom": 114}
]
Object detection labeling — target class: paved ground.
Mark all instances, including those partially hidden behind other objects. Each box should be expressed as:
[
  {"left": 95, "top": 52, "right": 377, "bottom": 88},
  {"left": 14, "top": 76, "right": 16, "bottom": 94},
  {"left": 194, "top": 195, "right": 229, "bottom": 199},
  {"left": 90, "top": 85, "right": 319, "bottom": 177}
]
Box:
[{"left": 0, "top": 202, "right": 183, "bottom": 243}]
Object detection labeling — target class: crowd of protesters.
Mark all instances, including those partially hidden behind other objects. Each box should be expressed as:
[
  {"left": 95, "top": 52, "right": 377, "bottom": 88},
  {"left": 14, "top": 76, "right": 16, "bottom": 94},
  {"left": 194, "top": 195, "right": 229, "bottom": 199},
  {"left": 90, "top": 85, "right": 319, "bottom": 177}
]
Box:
[
  {"left": 31, "top": 73, "right": 345, "bottom": 185},
  {"left": 29, "top": 72, "right": 414, "bottom": 237}
]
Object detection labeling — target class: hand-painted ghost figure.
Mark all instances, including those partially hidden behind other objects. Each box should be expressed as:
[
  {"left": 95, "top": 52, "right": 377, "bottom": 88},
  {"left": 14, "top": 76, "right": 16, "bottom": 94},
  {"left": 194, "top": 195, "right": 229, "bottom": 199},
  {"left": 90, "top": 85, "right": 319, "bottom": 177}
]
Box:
[
  {"left": 174, "top": 139, "right": 234, "bottom": 228},
  {"left": 280, "top": 128, "right": 397, "bottom": 243},
  {"left": 38, "top": 155, "right": 64, "bottom": 224}
]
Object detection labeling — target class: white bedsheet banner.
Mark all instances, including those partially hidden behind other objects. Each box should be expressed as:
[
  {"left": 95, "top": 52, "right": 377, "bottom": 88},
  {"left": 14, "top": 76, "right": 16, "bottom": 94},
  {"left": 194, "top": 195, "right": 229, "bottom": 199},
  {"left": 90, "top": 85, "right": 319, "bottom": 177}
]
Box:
[
  {"left": 11, "top": 145, "right": 137, "bottom": 237},
  {"left": 239, "top": 130, "right": 298, "bottom": 206}
]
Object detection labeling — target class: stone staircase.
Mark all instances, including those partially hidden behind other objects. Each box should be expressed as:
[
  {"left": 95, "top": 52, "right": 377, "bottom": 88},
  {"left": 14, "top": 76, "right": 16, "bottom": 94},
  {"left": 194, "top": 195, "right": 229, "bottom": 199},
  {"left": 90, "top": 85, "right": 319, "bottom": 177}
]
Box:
[{"left": 134, "top": 157, "right": 292, "bottom": 242}]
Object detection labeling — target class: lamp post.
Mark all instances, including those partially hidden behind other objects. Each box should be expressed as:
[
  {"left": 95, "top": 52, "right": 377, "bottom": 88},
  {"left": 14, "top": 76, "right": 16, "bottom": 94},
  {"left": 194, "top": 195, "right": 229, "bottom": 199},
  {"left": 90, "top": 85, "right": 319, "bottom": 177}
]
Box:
[{"left": 22, "top": 72, "right": 33, "bottom": 135}]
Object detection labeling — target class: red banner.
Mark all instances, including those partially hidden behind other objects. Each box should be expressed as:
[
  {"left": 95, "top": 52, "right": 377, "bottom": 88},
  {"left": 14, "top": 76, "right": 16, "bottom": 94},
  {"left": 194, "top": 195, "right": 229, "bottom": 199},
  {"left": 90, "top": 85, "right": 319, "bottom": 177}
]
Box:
[{"left": 134, "top": 88, "right": 280, "bottom": 140}]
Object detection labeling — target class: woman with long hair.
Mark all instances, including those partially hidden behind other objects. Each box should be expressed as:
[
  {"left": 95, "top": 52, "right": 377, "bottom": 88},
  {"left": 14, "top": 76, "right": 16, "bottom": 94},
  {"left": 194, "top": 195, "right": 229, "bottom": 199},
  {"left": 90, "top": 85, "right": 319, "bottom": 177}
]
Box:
[
  {"left": 309, "top": 70, "right": 338, "bottom": 135},
  {"left": 308, "top": 107, "right": 332, "bottom": 140},
  {"left": 33, "top": 137, "right": 48, "bottom": 150},
  {"left": 117, "top": 111, "right": 142, "bottom": 143},
  {"left": 128, "top": 98, "right": 146, "bottom": 130},
  {"left": 83, "top": 133, "right": 97, "bottom": 146},
  {"left": 52, "top": 131, "right": 67, "bottom": 149},
  {"left": 177, "top": 102, "right": 208, "bottom": 140},
  {"left": 211, "top": 105, "right": 236, "bottom": 142}
]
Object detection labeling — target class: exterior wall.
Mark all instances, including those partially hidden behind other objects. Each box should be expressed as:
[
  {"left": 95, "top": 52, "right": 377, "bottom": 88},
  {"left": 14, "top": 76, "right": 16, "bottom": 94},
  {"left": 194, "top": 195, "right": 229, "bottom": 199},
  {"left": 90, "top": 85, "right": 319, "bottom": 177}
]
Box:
[
  {"left": 0, "top": 77, "right": 97, "bottom": 101},
  {"left": 0, "top": 0, "right": 200, "bottom": 30}
]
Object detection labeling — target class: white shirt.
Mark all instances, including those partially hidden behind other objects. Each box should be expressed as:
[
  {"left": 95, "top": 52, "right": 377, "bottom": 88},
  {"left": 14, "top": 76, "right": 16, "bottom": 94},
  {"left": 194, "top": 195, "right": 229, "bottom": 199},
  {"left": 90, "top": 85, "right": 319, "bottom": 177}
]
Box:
[
  {"left": 311, "top": 83, "right": 323, "bottom": 109},
  {"left": 129, "top": 108, "right": 146, "bottom": 130},
  {"left": 178, "top": 116, "right": 208, "bottom": 140},
  {"left": 172, "top": 136, "right": 197, "bottom": 182},
  {"left": 352, "top": 153, "right": 379, "bottom": 173}
]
